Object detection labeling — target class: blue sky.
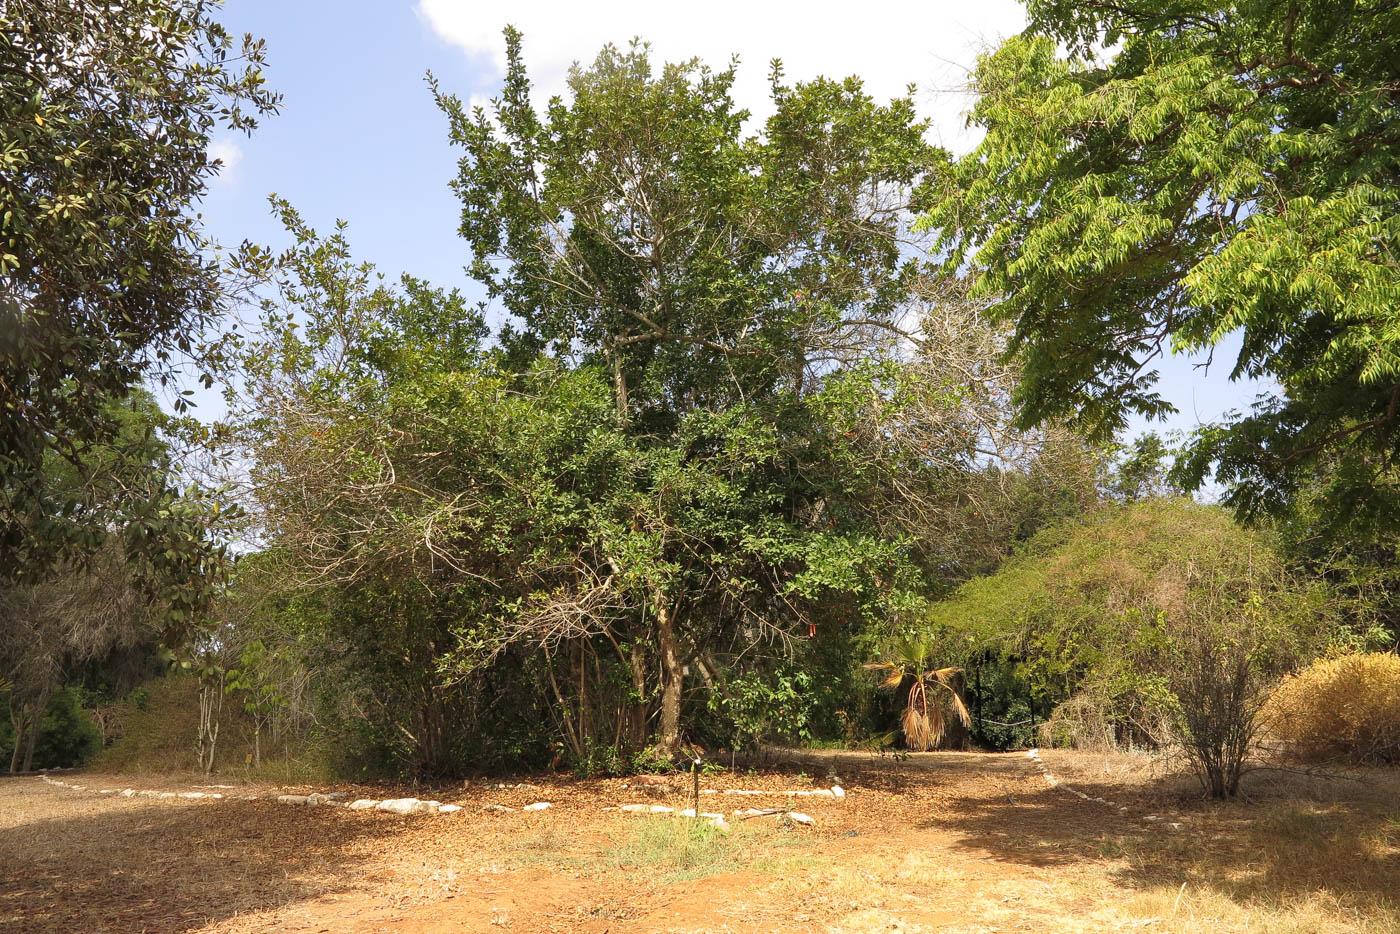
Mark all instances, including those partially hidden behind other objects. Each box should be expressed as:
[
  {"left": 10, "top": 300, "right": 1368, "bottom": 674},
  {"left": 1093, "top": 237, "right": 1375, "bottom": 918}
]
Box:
[{"left": 197, "top": 0, "right": 1271, "bottom": 450}]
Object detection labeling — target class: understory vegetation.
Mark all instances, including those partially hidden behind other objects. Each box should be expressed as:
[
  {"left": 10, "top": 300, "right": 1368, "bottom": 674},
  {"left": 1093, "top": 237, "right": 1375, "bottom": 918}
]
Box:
[{"left": 5, "top": 0, "right": 1399, "bottom": 801}]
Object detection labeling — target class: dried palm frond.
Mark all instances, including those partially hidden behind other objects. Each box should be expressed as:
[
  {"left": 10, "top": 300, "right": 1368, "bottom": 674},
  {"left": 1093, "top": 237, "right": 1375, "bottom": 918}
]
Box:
[{"left": 870, "top": 640, "right": 969, "bottom": 751}]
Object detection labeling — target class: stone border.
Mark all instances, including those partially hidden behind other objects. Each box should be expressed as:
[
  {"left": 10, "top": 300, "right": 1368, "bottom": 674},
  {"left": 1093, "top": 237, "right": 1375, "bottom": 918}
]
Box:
[
  {"left": 1024, "top": 749, "right": 1182, "bottom": 829},
  {"left": 35, "top": 773, "right": 845, "bottom": 830}
]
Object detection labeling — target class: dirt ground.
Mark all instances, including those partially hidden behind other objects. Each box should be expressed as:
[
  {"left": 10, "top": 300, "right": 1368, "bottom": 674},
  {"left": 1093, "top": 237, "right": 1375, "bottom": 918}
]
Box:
[{"left": 2, "top": 749, "right": 1397, "bottom": 933}]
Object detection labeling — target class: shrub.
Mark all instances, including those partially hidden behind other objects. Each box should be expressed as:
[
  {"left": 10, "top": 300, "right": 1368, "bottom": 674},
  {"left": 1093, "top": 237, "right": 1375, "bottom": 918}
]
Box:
[
  {"left": 930, "top": 500, "right": 1337, "bottom": 796},
  {"left": 92, "top": 676, "right": 202, "bottom": 773},
  {"left": 1261, "top": 653, "right": 1400, "bottom": 765},
  {"left": 0, "top": 688, "right": 101, "bottom": 770}
]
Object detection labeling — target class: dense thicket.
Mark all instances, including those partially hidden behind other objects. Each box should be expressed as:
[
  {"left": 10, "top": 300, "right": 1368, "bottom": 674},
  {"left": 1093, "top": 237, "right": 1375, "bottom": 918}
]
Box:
[
  {"left": 20, "top": 6, "right": 1400, "bottom": 785},
  {"left": 929, "top": 499, "right": 1340, "bottom": 796},
  {"left": 215, "top": 38, "right": 1092, "bottom": 775}
]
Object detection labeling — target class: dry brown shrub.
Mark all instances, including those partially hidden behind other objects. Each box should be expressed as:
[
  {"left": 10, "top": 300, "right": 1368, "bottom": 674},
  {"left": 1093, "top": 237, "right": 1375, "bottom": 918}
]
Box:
[
  {"left": 1040, "top": 690, "right": 1175, "bottom": 753},
  {"left": 1261, "top": 653, "right": 1400, "bottom": 765}
]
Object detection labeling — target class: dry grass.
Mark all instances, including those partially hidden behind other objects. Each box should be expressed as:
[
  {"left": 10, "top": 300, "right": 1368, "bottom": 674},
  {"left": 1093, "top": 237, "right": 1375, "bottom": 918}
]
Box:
[
  {"left": 1262, "top": 652, "right": 1400, "bottom": 765},
  {"left": 3, "top": 749, "right": 1398, "bottom": 933}
]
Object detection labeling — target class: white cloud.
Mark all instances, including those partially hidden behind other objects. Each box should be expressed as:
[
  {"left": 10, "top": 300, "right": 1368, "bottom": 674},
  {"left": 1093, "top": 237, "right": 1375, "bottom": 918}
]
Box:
[
  {"left": 416, "top": 0, "right": 1026, "bottom": 152},
  {"left": 207, "top": 138, "right": 244, "bottom": 185}
]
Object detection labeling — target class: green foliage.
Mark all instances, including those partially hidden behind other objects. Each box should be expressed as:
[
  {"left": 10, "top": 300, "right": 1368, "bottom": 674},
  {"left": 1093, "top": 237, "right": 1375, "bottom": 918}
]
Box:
[
  {"left": 221, "top": 33, "right": 1052, "bottom": 775},
  {"left": 0, "top": 0, "right": 276, "bottom": 587},
  {"left": 705, "top": 665, "right": 815, "bottom": 752},
  {"left": 926, "top": 0, "right": 1400, "bottom": 534},
  {"left": 929, "top": 499, "right": 1338, "bottom": 794},
  {"left": 0, "top": 687, "right": 100, "bottom": 770}
]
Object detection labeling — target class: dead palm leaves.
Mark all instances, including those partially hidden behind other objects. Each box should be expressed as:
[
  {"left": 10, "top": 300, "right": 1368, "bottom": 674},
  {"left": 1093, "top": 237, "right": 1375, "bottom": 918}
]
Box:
[{"left": 866, "top": 637, "right": 970, "bottom": 751}]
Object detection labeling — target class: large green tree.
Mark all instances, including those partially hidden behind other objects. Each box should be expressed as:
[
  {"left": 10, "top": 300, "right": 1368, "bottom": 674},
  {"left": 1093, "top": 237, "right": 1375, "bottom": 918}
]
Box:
[
  {"left": 0, "top": 0, "right": 278, "bottom": 582},
  {"left": 926, "top": 0, "right": 1400, "bottom": 528},
  {"left": 226, "top": 35, "right": 1080, "bottom": 772},
  {"left": 432, "top": 33, "right": 1046, "bottom": 758}
]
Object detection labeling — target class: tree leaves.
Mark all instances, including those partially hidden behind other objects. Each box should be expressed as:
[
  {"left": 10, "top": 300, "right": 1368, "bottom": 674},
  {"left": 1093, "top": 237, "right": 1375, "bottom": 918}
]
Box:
[{"left": 925, "top": 1, "right": 1400, "bottom": 535}]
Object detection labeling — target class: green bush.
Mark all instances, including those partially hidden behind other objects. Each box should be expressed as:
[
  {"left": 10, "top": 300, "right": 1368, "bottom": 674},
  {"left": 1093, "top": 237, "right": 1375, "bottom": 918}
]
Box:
[{"left": 0, "top": 688, "right": 101, "bottom": 770}]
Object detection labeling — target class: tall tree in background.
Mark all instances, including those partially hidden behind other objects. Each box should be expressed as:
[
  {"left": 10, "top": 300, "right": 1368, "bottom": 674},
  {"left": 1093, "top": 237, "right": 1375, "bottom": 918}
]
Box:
[
  {"left": 926, "top": 0, "right": 1400, "bottom": 531},
  {"left": 0, "top": 0, "right": 278, "bottom": 586},
  {"left": 0, "top": 390, "right": 190, "bottom": 772},
  {"left": 432, "top": 32, "right": 1030, "bottom": 757}
]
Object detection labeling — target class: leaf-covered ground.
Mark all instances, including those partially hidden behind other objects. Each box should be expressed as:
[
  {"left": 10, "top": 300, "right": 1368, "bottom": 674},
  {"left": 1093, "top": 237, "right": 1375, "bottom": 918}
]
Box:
[{"left": 3, "top": 750, "right": 1397, "bottom": 933}]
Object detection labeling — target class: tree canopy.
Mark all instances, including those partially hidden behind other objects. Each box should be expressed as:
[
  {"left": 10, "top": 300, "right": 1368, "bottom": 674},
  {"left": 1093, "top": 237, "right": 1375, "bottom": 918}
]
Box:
[
  {"left": 214, "top": 35, "right": 1088, "bottom": 772},
  {"left": 925, "top": 0, "right": 1400, "bottom": 530},
  {"left": 0, "top": 0, "right": 278, "bottom": 582}
]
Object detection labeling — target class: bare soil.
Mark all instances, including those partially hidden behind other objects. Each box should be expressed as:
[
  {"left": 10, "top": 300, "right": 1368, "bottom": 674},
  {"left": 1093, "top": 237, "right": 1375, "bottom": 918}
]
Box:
[{"left": 2, "top": 750, "right": 1397, "bottom": 933}]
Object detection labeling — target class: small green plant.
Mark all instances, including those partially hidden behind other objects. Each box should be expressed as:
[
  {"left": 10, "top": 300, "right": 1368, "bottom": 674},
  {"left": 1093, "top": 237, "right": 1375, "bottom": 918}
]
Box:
[
  {"left": 630, "top": 745, "right": 676, "bottom": 775},
  {"left": 604, "top": 818, "right": 746, "bottom": 883}
]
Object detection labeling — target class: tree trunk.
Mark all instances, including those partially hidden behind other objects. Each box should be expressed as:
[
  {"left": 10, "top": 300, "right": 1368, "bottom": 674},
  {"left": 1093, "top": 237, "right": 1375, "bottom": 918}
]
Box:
[
  {"left": 20, "top": 711, "right": 40, "bottom": 772},
  {"left": 197, "top": 674, "right": 223, "bottom": 774},
  {"left": 628, "top": 639, "right": 649, "bottom": 751},
  {"left": 653, "top": 598, "right": 682, "bottom": 759},
  {"left": 16, "top": 686, "right": 50, "bottom": 773},
  {"left": 8, "top": 707, "right": 25, "bottom": 774}
]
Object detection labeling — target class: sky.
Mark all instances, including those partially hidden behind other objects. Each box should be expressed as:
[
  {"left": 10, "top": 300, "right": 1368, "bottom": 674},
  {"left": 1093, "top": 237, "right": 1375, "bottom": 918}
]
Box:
[{"left": 197, "top": 0, "right": 1271, "bottom": 450}]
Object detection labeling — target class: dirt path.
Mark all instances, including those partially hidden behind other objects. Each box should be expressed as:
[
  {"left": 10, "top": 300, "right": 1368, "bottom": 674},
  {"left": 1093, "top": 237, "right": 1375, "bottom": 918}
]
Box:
[{"left": 3, "top": 751, "right": 1396, "bottom": 933}]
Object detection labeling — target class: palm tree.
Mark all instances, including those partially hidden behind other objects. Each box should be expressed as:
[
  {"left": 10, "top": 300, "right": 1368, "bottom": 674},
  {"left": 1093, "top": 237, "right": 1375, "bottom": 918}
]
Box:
[{"left": 866, "top": 636, "right": 970, "bottom": 751}]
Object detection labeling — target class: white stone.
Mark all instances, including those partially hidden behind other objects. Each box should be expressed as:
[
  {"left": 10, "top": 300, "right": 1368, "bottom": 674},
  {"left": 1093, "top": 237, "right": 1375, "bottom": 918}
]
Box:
[
  {"left": 178, "top": 792, "right": 205, "bottom": 799},
  {"left": 158, "top": 792, "right": 176, "bottom": 799},
  {"left": 416, "top": 800, "right": 441, "bottom": 813},
  {"left": 648, "top": 804, "right": 673, "bottom": 814},
  {"left": 120, "top": 789, "right": 135, "bottom": 797},
  {"left": 347, "top": 799, "right": 379, "bottom": 810},
  {"left": 709, "top": 816, "right": 730, "bottom": 831},
  {"left": 832, "top": 786, "right": 846, "bottom": 798},
  {"left": 523, "top": 802, "right": 551, "bottom": 811},
  {"left": 99, "top": 789, "right": 114, "bottom": 794},
  {"left": 306, "top": 794, "right": 332, "bottom": 806},
  {"left": 438, "top": 804, "right": 463, "bottom": 814},
  {"left": 278, "top": 794, "right": 310, "bottom": 805},
  {"left": 376, "top": 798, "right": 419, "bottom": 814},
  {"left": 787, "top": 812, "right": 815, "bottom": 825}
]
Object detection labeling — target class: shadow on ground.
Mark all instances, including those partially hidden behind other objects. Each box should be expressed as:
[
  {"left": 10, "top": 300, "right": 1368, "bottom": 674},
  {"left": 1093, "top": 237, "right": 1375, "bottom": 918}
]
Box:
[
  {"left": 932, "top": 763, "right": 1400, "bottom": 922},
  {"left": 0, "top": 788, "right": 400, "bottom": 934}
]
